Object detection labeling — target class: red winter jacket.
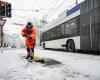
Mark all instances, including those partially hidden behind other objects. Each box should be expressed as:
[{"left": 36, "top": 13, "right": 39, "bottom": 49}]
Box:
[{"left": 21, "top": 27, "right": 36, "bottom": 48}]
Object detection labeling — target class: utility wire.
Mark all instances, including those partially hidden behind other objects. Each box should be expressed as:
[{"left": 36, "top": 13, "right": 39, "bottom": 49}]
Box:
[
  {"left": 12, "top": 8, "right": 68, "bottom": 11},
  {"left": 12, "top": 9, "right": 39, "bottom": 12},
  {"left": 12, "top": 0, "right": 78, "bottom": 22},
  {"left": 46, "top": 0, "right": 66, "bottom": 20},
  {"left": 46, "top": 0, "right": 78, "bottom": 21},
  {"left": 45, "top": 0, "right": 60, "bottom": 19},
  {"left": 16, "top": 0, "right": 24, "bottom": 9},
  {"left": 32, "top": 0, "right": 54, "bottom": 16},
  {"left": 33, "top": 0, "right": 41, "bottom": 9}
]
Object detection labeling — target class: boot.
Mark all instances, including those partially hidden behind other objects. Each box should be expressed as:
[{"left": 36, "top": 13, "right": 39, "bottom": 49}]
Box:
[
  {"left": 30, "top": 56, "right": 33, "bottom": 60},
  {"left": 26, "top": 55, "right": 30, "bottom": 59}
]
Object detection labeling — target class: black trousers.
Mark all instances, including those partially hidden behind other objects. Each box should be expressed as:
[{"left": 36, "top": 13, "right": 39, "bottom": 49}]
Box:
[
  {"left": 26, "top": 48, "right": 34, "bottom": 53},
  {"left": 26, "top": 43, "right": 35, "bottom": 53}
]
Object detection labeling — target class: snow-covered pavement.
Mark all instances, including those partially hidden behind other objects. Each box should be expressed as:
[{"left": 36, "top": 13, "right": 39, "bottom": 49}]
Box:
[{"left": 0, "top": 48, "right": 100, "bottom": 80}]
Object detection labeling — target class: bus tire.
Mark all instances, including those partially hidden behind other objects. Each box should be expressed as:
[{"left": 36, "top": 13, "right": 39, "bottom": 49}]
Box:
[
  {"left": 43, "top": 43, "right": 45, "bottom": 49},
  {"left": 66, "top": 40, "right": 75, "bottom": 52}
]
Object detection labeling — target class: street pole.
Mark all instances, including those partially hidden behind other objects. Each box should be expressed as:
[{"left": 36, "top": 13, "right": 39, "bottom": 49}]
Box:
[
  {"left": 0, "top": 17, "right": 3, "bottom": 47},
  {"left": 1, "top": 23, "right": 3, "bottom": 47},
  {"left": 0, "top": 18, "right": 6, "bottom": 53}
]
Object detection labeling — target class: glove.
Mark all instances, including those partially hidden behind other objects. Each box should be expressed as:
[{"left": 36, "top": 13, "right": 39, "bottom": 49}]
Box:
[
  {"left": 23, "top": 34, "right": 26, "bottom": 37},
  {"left": 27, "top": 37, "right": 32, "bottom": 40}
]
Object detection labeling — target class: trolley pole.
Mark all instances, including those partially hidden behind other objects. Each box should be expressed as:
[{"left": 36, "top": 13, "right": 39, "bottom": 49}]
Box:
[{"left": 76, "top": 0, "right": 78, "bottom": 5}]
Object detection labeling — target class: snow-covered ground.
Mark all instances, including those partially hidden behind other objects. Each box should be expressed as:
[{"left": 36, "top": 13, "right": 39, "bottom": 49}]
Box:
[{"left": 0, "top": 48, "right": 100, "bottom": 80}]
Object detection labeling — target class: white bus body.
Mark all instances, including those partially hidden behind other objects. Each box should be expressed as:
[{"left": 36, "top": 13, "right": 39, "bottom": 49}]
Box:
[{"left": 41, "top": 4, "right": 81, "bottom": 51}]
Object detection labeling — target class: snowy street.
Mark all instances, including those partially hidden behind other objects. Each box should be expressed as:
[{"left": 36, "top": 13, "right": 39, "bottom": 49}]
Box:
[
  {"left": 1, "top": 0, "right": 100, "bottom": 80},
  {"left": 0, "top": 48, "right": 100, "bottom": 80}
]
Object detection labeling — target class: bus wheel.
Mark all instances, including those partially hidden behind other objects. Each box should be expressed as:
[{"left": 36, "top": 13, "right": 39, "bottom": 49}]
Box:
[
  {"left": 67, "top": 40, "right": 75, "bottom": 52},
  {"left": 43, "top": 43, "right": 45, "bottom": 49}
]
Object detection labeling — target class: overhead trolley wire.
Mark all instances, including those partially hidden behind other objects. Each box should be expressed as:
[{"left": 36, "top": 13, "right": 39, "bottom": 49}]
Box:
[
  {"left": 45, "top": 0, "right": 60, "bottom": 19},
  {"left": 32, "top": 0, "right": 41, "bottom": 9},
  {"left": 46, "top": 0, "right": 66, "bottom": 20}
]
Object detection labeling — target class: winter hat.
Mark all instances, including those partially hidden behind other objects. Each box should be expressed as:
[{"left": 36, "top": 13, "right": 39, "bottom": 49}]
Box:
[{"left": 26, "top": 22, "right": 33, "bottom": 29}]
